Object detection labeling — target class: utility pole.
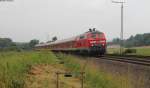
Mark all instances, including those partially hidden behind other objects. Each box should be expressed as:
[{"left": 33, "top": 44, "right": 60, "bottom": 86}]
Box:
[
  {"left": 112, "top": 0, "right": 125, "bottom": 55},
  {"left": 56, "top": 72, "right": 59, "bottom": 88},
  {"left": 81, "top": 72, "right": 85, "bottom": 88}
]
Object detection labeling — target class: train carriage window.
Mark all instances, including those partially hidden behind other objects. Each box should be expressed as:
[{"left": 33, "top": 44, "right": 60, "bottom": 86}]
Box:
[
  {"left": 80, "top": 35, "right": 86, "bottom": 39},
  {"left": 80, "top": 36, "right": 84, "bottom": 39}
]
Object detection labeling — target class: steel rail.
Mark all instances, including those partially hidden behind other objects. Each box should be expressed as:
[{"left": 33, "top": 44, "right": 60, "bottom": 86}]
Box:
[
  {"left": 104, "top": 56, "right": 150, "bottom": 62},
  {"left": 97, "top": 56, "right": 150, "bottom": 66}
]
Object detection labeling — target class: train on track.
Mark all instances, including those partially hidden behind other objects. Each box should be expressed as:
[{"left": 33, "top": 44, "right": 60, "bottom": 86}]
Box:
[{"left": 35, "top": 28, "right": 106, "bottom": 55}]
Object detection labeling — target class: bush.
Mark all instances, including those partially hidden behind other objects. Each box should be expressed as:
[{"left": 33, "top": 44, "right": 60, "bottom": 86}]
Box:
[{"left": 124, "top": 49, "right": 136, "bottom": 54}]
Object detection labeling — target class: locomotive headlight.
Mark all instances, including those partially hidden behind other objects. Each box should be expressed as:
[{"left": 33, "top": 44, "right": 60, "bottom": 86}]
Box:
[
  {"left": 99, "top": 40, "right": 105, "bottom": 43},
  {"left": 90, "top": 41, "right": 96, "bottom": 44}
]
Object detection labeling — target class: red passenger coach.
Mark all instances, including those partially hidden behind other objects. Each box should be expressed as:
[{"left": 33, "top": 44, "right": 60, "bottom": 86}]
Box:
[{"left": 35, "top": 28, "right": 106, "bottom": 55}]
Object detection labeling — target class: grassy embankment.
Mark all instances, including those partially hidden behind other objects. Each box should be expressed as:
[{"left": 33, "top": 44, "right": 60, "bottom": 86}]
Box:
[
  {"left": 0, "top": 51, "right": 132, "bottom": 88},
  {"left": 0, "top": 51, "right": 57, "bottom": 88},
  {"left": 57, "top": 54, "right": 132, "bottom": 88},
  {"left": 107, "top": 47, "right": 150, "bottom": 56}
]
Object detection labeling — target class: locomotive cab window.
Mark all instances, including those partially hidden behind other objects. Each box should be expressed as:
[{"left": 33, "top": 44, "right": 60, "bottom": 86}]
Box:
[
  {"left": 91, "top": 34, "right": 96, "bottom": 38},
  {"left": 91, "top": 32, "right": 103, "bottom": 38}
]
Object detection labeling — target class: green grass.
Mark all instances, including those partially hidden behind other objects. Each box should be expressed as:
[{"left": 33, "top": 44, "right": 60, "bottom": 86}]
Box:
[
  {"left": 0, "top": 51, "right": 133, "bottom": 88},
  {"left": 0, "top": 51, "right": 58, "bottom": 88},
  {"left": 134, "top": 47, "right": 150, "bottom": 56},
  {"left": 107, "top": 47, "right": 150, "bottom": 56},
  {"left": 57, "top": 54, "right": 132, "bottom": 88},
  {"left": 107, "top": 48, "right": 120, "bottom": 54}
]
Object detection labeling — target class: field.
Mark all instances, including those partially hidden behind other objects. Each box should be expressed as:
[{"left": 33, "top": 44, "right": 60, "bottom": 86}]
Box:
[
  {"left": 0, "top": 51, "right": 57, "bottom": 88},
  {"left": 134, "top": 47, "right": 150, "bottom": 56},
  {"left": 107, "top": 47, "right": 150, "bottom": 56},
  {"left": 0, "top": 51, "right": 132, "bottom": 88}
]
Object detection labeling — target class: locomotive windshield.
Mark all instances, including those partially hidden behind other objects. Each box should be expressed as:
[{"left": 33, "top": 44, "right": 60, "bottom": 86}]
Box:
[
  {"left": 91, "top": 31, "right": 103, "bottom": 38},
  {"left": 91, "top": 34, "right": 96, "bottom": 38}
]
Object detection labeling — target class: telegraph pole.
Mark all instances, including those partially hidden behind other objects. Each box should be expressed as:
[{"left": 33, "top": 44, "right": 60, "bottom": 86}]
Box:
[
  {"left": 112, "top": 0, "right": 125, "bottom": 55},
  {"left": 121, "top": 3, "right": 124, "bottom": 55}
]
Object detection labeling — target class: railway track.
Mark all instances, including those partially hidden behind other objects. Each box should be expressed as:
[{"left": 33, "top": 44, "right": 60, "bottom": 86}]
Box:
[
  {"left": 56, "top": 53, "right": 150, "bottom": 66},
  {"left": 96, "top": 55, "right": 150, "bottom": 66}
]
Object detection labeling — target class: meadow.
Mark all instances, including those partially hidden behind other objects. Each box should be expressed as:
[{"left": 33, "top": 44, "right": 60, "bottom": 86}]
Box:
[
  {"left": 56, "top": 54, "right": 132, "bottom": 88},
  {"left": 107, "top": 47, "right": 150, "bottom": 56},
  {"left": 0, "top": 51, "right": 57, "bottom": 88},
  {"left": 0, "top": 51, "right": 132, "bottom": 88}
]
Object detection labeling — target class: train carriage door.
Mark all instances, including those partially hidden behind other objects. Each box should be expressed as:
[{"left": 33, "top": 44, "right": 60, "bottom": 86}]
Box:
[
  {"left": 80, "top": 35, "right": 87, "bottom": 47},
  {"left": 75, "top": 37, "right": 80, "bottom": 48}
]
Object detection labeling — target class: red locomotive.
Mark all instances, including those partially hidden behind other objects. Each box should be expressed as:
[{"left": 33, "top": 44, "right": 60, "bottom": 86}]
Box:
[{"left": 35, "top": 28, "right": 106, "bottom": 55}]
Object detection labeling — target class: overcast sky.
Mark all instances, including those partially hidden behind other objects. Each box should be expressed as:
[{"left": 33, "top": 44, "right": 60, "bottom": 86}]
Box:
[{"left": 0, "top": 0, "right": 150, "bottom": 42}]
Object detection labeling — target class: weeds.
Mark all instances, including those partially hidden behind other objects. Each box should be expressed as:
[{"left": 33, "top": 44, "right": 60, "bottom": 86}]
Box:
[
  {"left": 0, "top": 52, "right": 133, "bottom": 88},
  {"left": 0, "top": 51, "right": 57, "bottom": 88},
  {"left": 57, "top": 54, "right": 132, "bottom": 88}
]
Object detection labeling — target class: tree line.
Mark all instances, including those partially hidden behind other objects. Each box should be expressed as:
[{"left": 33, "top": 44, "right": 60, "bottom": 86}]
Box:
[
  {"left": 0, "top": 38, "right": 39, "bottom": 51},
  {"left": 110, "top": 33, "right": 150, "bottom": 47}
]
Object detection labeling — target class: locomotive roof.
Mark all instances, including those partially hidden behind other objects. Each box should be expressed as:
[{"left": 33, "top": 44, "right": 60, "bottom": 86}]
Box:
[
  {"left": 35, "top": 36, "right": 76, "bottom": 47},
  {"left": 50, "top": 36, "right": 76, "bottom": 45},
  {"left": 35, "top": 30, "right": 103, "bottom": 47},
  {"left": 86, "top": 30, "right": 102, "bottom": 34}
]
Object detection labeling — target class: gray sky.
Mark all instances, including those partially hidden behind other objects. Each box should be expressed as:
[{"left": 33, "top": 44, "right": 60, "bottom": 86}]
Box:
[{"left": 0, "top": 0, "right": 150, "bottom": 42}]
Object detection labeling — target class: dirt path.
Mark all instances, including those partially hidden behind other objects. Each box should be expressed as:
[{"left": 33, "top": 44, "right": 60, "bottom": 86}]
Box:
[{"left": 25, "top": 64, "right": 81, "bottom": 88}]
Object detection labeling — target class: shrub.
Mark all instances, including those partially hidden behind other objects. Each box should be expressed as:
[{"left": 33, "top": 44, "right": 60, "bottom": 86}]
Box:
[{"left": 124, "top": 48, "right": 136, "bottom": 54}]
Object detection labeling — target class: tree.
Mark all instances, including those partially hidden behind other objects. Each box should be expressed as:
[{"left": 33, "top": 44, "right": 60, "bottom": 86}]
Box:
[
  {"left": 0, "top": 38, "right": 15, "bottom": 48},
  {"left": 29, "top": 39, "right": 39, "bottom": 48},
  {"left": 15, "top": 42, "right": 30, "bottom": 50},
  {"left": 111, "top": 33, "right": 150, "bottom": 47},
  {"left": 0, "top": 38, "right": 19, "bottom": 51},
  {"left": 112, "top": 38, "right": 120, "bottom": 44}
]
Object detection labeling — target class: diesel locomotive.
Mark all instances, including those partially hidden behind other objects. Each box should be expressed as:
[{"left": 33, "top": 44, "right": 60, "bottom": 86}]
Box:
[{"left": 35, "top": 28, "right": 106, "bottom": 55}]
